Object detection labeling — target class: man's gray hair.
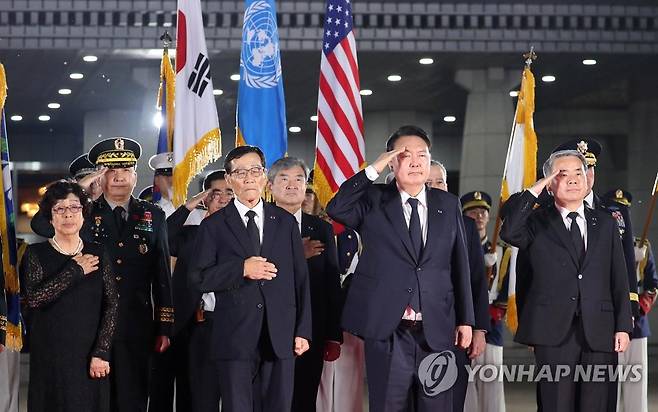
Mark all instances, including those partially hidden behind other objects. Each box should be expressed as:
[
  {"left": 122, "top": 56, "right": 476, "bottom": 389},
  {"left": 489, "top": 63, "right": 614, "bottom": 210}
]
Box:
[
  {"left": 542, "top": 150, "right": 587, "bottom": 177},
  {"left": 267, "top": 157, "right": 310, "bottom": 182},
  {"left": 430, "top": 159, "right": 447, "bottom": 179}
]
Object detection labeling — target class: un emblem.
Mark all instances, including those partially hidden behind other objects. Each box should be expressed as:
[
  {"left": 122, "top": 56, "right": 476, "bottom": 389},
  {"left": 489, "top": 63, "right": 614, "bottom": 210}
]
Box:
[
  {"left": 417, "top": 350, "right": 458, "bottom": 397},
  {"left": 240, "top": 1, "right": 282, "bottom": 89}
]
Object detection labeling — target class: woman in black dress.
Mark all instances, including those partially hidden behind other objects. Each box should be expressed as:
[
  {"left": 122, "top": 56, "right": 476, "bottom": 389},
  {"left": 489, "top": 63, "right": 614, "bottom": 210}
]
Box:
[{"left": 22, "top": 180, "right": 118, "bottom": 412}]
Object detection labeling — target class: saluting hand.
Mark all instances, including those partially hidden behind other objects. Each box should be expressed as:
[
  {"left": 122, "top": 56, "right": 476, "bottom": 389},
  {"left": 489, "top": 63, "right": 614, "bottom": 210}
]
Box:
[
  {"left": 302, "top": 237, "right": 325, "bottom": 259},
  {"left": 185, "top": 188, "right": 212, "bottom": 211},
  {"left": 371, "top": 147, "right": 407, "bottom": 174},
  {"left": 529, "top": 169, "right": 559, "bottom": 195},
  {"left": 243, "top": 256, "right": 278, "bottom": 280},
  {"left": 73, "top": 253, "right": 99, "bottom": 275},
  {"left": 77, "top": 167, "right": 107, "bottom": 192}
]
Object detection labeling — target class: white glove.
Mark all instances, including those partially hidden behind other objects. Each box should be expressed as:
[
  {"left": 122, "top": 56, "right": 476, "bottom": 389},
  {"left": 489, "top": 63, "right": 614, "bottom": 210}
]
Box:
[
  {"left": 484, "top": 252, "right": 498, "bottom": 268},
  {"left": 634, "top": 245, "right": 647, "bottom": 264}
]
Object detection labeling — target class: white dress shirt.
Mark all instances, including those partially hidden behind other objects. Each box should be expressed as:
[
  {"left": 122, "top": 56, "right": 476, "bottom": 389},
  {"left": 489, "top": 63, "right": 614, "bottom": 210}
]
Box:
[
  {"left": 293, "top": 208, "right": 303, "bottom": 234},
  {"left": 555, "top": 203, "right": 588, "bottom": 249},
  {"left": 365, "top": 165, "right": 427, "bottom": 320},
  {"left": 233, "top": 197, "right": 264, "bottom": 243}
]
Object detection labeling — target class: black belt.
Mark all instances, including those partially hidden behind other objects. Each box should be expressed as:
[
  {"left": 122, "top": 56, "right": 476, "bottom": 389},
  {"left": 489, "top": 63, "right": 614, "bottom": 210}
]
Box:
[{"left": 399, "top": 319, "right": 422, "bottom": 330}]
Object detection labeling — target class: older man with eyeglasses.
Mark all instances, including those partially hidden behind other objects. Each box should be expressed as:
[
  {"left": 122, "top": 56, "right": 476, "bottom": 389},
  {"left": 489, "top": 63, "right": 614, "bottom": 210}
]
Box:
[{"left": 190, "top": 145, "right": 312, "bottom": 412}]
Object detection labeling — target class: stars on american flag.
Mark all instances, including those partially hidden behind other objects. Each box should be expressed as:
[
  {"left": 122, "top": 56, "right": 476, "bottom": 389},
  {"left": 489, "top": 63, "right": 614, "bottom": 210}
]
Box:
[{"left": 322, "top": 1, "right": 354, "bottom": 53}]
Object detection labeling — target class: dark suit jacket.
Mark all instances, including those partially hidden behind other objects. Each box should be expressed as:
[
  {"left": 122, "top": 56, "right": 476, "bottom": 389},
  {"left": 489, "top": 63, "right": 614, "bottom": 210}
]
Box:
[
  {"left": 167, "top": 206, "right": 202, "bottom": 335},
  {"left": 463, "top": 216, "right": 490, "bottom": 332},
  {"left": 326, "top": 170, "right": 474, "bottom": 350},
  {"left": 500, "top": 190, "right": 633, "bottom": 352},
  {"left": 301, "top": 213, "right": 343, "bottom": 344},
  {"left": 191, "top": 200, "right": 312, "bottom": 360}
]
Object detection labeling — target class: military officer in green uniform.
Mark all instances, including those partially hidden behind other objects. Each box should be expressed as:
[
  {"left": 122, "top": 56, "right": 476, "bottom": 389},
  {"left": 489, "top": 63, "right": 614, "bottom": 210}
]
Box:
[{"left": 84, "top": 137, "right": 174, "bottom": 412}]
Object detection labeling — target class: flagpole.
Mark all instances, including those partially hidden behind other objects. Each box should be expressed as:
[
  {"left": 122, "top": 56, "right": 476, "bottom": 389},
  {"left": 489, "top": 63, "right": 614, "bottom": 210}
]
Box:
[
  {"left": 487, "top": 48, "right": 537, "bottom": 282},
  {"left": 639, "top": 171, "right": 658, "bottom": 247}
]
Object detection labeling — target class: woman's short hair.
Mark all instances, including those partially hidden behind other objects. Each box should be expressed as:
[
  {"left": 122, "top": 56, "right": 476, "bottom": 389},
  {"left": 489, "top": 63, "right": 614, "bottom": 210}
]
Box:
[{"left": 39, "top": 180, "right": 92, "bottom": 221}]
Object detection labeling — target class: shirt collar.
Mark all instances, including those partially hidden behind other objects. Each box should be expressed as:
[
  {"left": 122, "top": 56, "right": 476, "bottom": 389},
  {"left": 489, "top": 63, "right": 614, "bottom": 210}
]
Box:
[
  {"left": 584, "top": 191, "right": 595, "bottom": 208},
  {"left": 556, "top": 202, "right": 586, "bottom": 221},
  {"left": 233, "top": 197, "right": 263, "bottom": 219},
  {"left": 293, "top": 208, "right": 303, "bottom": 227},
  {"left": 398, "top": 185, "right": 428, "bottom": 209},
  {"left": 105, "top": 197, "right": 131, "bottom": 212}
]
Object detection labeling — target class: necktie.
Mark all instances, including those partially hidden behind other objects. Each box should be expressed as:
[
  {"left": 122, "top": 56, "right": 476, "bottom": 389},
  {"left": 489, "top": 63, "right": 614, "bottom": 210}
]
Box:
[
  {"left": 567, "top": 211, "right": 585, "bottom": 263},
  {"left": 407, "top": 198, "right": 423, "bottom": 260},
  {"left": 113, "top": 206, "right": 126, "bottom": 233},
  {"left": 245, "top": 210, "right": 261, "bottom": 255}
]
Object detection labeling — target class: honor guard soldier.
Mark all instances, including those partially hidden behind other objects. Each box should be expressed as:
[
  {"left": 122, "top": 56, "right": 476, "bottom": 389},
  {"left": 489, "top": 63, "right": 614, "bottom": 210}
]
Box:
[
  {"left": 85, "top": 137, "right": 174, "bottom": 412},
  {"left": 460, "top": 191, "right": 507, "bottom": 412},
  {"left": 552, "top": 139, "right": 640, "bottom": 319},
  {"left": 603, "top": 189, "right": 657, "bottom": 412},
  {"left": 148, "top": 152, "right": 176, "bottom": 217}
]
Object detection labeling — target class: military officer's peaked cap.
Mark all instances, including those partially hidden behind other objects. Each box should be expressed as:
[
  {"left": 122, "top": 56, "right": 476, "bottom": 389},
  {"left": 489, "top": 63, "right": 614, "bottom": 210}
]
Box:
[
  {"left": 148, "top": 152, "right": 174, "bottom": 176},
  {"left": 552, "top": 138, "right": 602, "bottom": 168},
  {"left": 460, "top": 191, "right": 492, "bottom": 212},
  {"left": 88, "top": 137, "right": 142, "bottom": 168},
  {"left": 69, "top": 153, "right": 95, "bottom": 179},
  {"left": 602, "top": 188, "right": 633, "bottom": 207},
  {"left": 138, "top": 185, "right": 154, "bottom": 202}
]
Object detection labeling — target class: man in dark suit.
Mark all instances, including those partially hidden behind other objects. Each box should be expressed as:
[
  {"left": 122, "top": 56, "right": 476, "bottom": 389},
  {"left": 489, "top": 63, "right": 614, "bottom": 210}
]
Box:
[
  {"left": 426, "top": 161, "right": 489, "bottom": 411},
  {"left": 191, "top": 146, "right": 312, "bottom": 412},
  {"left": 327, "top": 125, "right": 474, "bottom": 411},
  {"left": 162, "top": 170, "right": 233, "bottom": 412},
  {"left": 500, "top": 149, "right": 632, "bottom": 412},
  {"left": 267, "top": 156, "right": 343, "bottom": 412}
]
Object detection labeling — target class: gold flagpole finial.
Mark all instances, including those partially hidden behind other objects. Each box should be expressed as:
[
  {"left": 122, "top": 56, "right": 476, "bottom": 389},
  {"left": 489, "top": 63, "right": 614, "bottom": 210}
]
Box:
[
  {"left": 523, "top": 46, "right": 537, "bottom": 68},
  {"left": 160, "top": 30, "right": 173, "bottom": 50}
]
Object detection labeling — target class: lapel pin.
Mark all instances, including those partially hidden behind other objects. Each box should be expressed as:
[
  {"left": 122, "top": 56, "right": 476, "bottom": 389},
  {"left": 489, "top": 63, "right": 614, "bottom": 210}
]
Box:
[{"left": 437, "top": 209, "right": 443, "bottom": 214}]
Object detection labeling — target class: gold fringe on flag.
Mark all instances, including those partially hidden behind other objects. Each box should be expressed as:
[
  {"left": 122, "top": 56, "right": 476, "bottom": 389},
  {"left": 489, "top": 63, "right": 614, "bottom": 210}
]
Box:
[
  {"left": 516, "top": 67, "right": 538, "bottom": 189},
  {"left": 172, "top": 128, "right": 221, "bottom": 207},
  {"left": 0, "top": 64, "right": 6, "bottom": 109},
  {"left": 157, "top": 51, "right": 176, "bottom": 152}
]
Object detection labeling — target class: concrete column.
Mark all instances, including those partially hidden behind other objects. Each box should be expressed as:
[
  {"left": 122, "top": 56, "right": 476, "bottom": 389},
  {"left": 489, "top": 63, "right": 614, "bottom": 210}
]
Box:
[{"left": 456, "top": 67, "right": 517, "bottom": 207}]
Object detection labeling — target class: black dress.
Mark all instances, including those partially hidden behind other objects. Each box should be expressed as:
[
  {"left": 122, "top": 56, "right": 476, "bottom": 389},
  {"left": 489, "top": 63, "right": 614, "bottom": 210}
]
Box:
[{"left": 21, "top": 241, "right": 118, "bottom": 412}]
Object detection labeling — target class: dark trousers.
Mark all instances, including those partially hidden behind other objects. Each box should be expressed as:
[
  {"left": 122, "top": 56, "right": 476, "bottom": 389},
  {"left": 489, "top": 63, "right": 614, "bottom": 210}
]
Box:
[
  {"left": 216, "top": 323, "right": 295, "bottom": 412},
  {"left": 292, "top": 344, "right": 324, "bottom": 412},
  {"left": 364, "top": 322, "right": 454, "bottom": 412},
  {"left": 189, "top": 313, "right": 221, "bottom": 412},
  {"left": 451, "top": 347, "right": 470, "bottom": 412},
  {"left": 111, "top": 339, "right": 152, "bottom": 412},
  {"left": 533, "top": 315, "right": 617, "bottom": 412},
  {"left": 147, "top": 327, "right": 191, "bottom": 412}
]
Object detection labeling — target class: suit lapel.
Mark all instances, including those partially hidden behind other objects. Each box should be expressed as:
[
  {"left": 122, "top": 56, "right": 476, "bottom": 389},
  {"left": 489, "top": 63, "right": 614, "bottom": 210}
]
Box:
[
  {"left": 124, "top": 197, "right": 141, "bottom": 239},
  {"left": 224, "top": 201, "right": 254, "bottom": 256},
  {"left": 96, "top": 196, "right": 120, "bottom": 239},
  {"left": 260, "top": 203, "right": 280, "bottom": 258},
  {"left": 382, "top": 183, "right": 417, "bottom": 264},
  {"left": 581, "top": 207, "right": 599, "bottom": 270},
  {"left": 547, "top": 205, "right": 580, "bottom": 267}
]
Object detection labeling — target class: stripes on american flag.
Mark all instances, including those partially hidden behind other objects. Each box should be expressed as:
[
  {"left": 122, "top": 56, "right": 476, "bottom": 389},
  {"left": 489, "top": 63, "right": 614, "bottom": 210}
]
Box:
[{"left": 313, "top": 0, "right": 365, "bottom": 208}]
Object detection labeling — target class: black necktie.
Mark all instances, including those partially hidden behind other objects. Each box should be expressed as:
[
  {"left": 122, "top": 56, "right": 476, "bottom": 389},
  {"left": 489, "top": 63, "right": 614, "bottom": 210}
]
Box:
[
  {"left": 245, "top": 210, "right": 261, "bottom": 255},
  {"left": 114, "top": 206, "right": 125, "bottom": 233},
  {"left": 567, "top": 211, "right": 585, "bottom": 263},
  {"left": 407, "top": 198, "right": 423, "bottom": 260}
]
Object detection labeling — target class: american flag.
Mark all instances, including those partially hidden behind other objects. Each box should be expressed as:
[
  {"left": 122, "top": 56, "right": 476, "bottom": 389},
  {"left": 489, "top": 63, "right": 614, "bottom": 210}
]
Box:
[{"left": 313, "top": 0, "right": 365, "bottom": 208}]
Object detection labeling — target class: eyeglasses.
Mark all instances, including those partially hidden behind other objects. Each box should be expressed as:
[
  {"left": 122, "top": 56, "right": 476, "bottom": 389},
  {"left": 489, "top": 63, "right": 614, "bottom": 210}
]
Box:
[
  {"left": 230, "top": 166, "right": 266, "bottom": 180},
  {"left": 210, "top": 189, "right": 234, "bottom": 199},
  {"left": 52, "top": 205, "right": 84, "bottom": 215}
]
